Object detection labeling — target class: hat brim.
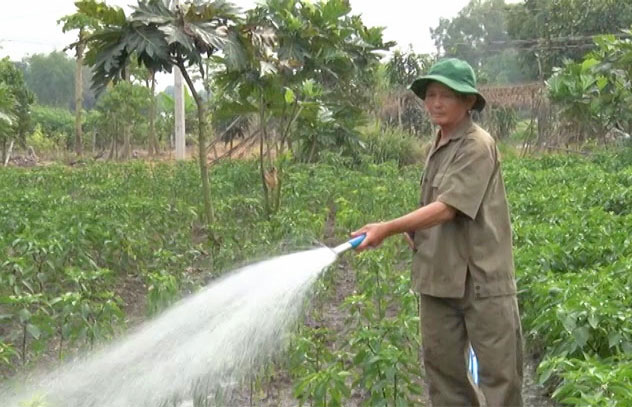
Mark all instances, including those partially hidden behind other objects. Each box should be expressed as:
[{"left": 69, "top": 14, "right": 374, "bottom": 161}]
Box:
[{"left": 410, "top": 75, "right": 486, "bottom": 112}]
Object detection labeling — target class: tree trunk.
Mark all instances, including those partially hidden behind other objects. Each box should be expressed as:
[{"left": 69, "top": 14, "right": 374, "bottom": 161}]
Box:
[
  {"left": 4, "top": 140, "right": 14, "bottom": 166},
  {"left": 197, "top": 103, "right": 213, "bottom": 224},
  {"left": 273, "top": 104, "right": 301, "bottom": 212},
  {"left": 259, "top": 95, "right": 270, "bottom": 217},
  {"left": 1, "top": 138, "right": 6, "bottom": 165},
  {"left": 307, "top": 136, "right": 317, "bottom": 163},
  {"left": 148, "top": 71, "right": 158, "bottom": 156},
  {"left": 108, "top": 125, "right": 116, "bottom": 160},
  {"left": 178, "top": 64, "right": 214, "bottom": 225},
  {"left": 122, "top": 68, "right": 131, "bottom": 160},
  {"left": 74, "top": 30, "right": 85, "bottom": 156},
  {"left": 397, "top": 95, "right": 403, "bottom": 128}
]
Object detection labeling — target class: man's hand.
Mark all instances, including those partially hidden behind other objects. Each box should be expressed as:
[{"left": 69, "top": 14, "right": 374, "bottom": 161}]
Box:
[{"left": 351, "top": 222, "right": 390, "bottom": 251}]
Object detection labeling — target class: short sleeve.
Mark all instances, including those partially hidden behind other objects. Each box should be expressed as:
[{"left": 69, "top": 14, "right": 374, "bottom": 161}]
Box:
[{"left": 435, "top": 137, "right": 496, "bottom": 220}]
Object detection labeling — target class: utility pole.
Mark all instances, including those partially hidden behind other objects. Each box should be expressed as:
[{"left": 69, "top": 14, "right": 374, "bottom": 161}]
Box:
[{"left": 174, "top": 67, "right": 186, "bottom": 160}]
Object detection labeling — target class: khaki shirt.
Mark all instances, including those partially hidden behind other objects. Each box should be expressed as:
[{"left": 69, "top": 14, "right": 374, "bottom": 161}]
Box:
[{"left": 412, "top": 118, "right": 517, "bottom": 298}]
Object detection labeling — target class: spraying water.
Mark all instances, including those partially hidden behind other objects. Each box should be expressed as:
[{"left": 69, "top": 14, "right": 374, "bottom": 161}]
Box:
[{"left": 0, "top": 243, "right": 360, "bottom": 407}]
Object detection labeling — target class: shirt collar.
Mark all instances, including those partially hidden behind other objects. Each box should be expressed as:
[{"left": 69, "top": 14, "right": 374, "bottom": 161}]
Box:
[
  {"left": 431, "top": 116, "right": 476, "bottom": 153},
  {"left": 437, "top": 116, "right": 475, "bottom": 141}
]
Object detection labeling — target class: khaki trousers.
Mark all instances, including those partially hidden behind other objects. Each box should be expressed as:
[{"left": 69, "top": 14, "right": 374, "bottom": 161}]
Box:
[{"left": 419, "top": 275, "right": 523, "bottom": 407}]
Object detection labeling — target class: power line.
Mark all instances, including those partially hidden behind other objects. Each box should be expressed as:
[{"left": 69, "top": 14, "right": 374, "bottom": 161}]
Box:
[
  {"left": 1, "top": 38, "right": 64, "bottom": 46},
  {"left": 488, "top": 32, "right": 632, "bottom": 47},
  {"left": 442, "top": 32, "right": 632, "bottom": 56}
]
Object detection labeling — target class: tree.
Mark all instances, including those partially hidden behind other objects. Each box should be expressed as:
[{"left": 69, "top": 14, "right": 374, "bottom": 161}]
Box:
[
  {"left": 0, "top": 58, "right": 35, "bottom": 159},
  {"left": 22, "top": 52, "right": 75, "bottom": 108},
  {"left": 156, "top": 88, "right": 197, "bottom": 150},
  {"left": 85, "top": 0, "right": 244, "bottom": 226},
  {"left": 547, "top": 30, "right": 632, "bottom": 144},
  {"left": 60, "top": 0, "right": 127, "bottom": 156},
  {"left": 95, "top": 81, "right": 151, "bottom": 158},
  {"left": 30, "top": 105, "right": 75, "bottom": 150},
  {"left": 215, "top": 0, "right": 390, "bottom": 215},
  {"left": 382, "top": 48, "right": 433, "bottom": 134},
  {"left": 506, "top": 0, "right": 632, "bottom": 78},
  {"left": 0, "top": 83, "right": 16, "bottom": 163},
  {"left": 20, "top": 52, "right": 96, "bottom": 110},
  {"left": 430, "top": 0, "right": 531, "bottom": 83},
  {"left": 128, "top": 60, "right": 160, "bottom": 155}
]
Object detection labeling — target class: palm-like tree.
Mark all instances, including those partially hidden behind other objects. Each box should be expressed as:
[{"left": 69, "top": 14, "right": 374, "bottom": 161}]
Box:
[{"left": 85, "top": 0, "right": 245, "bottom": 226}]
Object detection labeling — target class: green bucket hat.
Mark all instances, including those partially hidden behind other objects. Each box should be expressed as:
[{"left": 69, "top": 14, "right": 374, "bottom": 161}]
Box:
[{"left": 410, "top": 58, "right": 486, "bottom": 111}]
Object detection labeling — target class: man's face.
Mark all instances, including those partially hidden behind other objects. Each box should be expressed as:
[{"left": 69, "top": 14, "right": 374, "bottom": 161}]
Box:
[{"left": 423, "top": 82, "right": 472, "bottom": 128}]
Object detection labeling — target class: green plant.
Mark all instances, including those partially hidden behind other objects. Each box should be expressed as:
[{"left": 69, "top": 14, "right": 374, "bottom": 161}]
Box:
[
  {"left": 146, "top": 271, "right": 179, "bottom": 316},
  {"left": 0, "top": 340, "right": 18, "bottom": 367},
  {"left": 358, "top": 121, "right": 428, "bottom": 167}
]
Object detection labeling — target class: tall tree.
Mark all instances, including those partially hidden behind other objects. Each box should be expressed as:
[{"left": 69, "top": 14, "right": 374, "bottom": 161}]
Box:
[
  {"left": 383, "top": 48, "right": 433, "bottom": 132},
  {"left": 95, "top": 81, "right": 151, "bottom": 158},
  {"left": 85, "top": 0, "right": 244, "bottom": 226},
  {"left": 22, "top": 52, "right": 75, "bottom": 108},
  {"left": 506, "top": 0, "right": 632, "bottom": 78},
  {"left": 430, "top": 0, "right": 532, "bottom": 83},
  {"left": 129, "top": 60, "right": 159, "bottom": 156},
  {"left": 0, "top": 58, "right": 35, "bottom": 158},
  {"left": 547, "top": 30, "right": 632, "bottom": 142},
  {"left": 60, "top": 0, "right": 125, "bottom": 156},
  {"left": 0, "top": 83, "right": 16, "bottom": 163},
  {"left": 215, "top": 0, "right": 390, "bottom": 215}
]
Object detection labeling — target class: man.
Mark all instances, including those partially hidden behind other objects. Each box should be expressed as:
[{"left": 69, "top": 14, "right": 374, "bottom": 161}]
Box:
[{"left": 352, "top": 58, "right": 523, "bottom": 406}]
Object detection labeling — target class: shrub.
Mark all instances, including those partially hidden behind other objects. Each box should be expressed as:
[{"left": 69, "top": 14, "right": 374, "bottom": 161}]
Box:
[
  {"left": 359, "top": 121, "right": 428, "bottom": 166},
  {"left": 30, "top": 105, "right": 74, "bottom": 149}
]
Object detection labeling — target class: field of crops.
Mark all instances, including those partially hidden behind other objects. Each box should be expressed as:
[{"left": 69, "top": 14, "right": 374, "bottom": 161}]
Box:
[{"left": 1, "top": 149, "right": 632, "bottom": 406}]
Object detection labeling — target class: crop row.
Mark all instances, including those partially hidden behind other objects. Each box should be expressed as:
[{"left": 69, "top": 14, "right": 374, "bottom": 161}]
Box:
[{"left": 2, "top": 149, "right": 631, "bottom": 405}]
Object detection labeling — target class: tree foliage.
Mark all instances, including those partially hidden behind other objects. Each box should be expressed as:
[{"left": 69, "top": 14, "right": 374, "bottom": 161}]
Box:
[
  {"left": 0, "top": 83, "right": 16, "bottom": 147},
  {"left": 22, "top": 52, "right": 76, "bottom": 109},
  {"left": 214, "top": 0, "right": 391, "bottom": 215},
  {"left": 20, "top": 52, "right": 97, "bottom": 110},
  {"left": 94, "top": 81, "right": 152, "bottom": 157},
  {"left": 381, "top": 49, "right": 433, "bottom": 135},
  {"left": 432, "top": 0, "right": 632, "bottom": 82},
  {"left": 385, "top": 48, "right": 433, "bottom": 88},
  {"left": 547, "top": 30, "right": 632, "bottom": 143},
  {"left": 506, "top": 0, "right": 632, "bottom": 78},
  {"left": 430, "top": 0, "right": 530, "bottom": 83},
  {"left": 0, "top": 58, "right": 35, "bottom": 151},
  {"left": 30, "top": 105, "right": 75, "bottom": 149},
  {"left": 83, "top": 0, "right": 243, "bottom": 225}
]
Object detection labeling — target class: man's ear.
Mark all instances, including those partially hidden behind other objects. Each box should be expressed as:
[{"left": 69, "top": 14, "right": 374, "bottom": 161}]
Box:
[{"left": 466, "top": 94, "right": 477, "bottom": 111}]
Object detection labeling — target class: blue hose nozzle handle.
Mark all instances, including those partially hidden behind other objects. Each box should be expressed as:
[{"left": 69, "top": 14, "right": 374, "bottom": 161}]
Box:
[
  {"left": 348, "top": 234, "right": 366, "bottom": 249},
  {"left": 332, "top": 234, "right": 367, "bottom": 255}
]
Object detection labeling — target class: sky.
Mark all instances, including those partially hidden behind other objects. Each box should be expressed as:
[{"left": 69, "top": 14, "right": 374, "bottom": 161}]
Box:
[
  {"left": 0, "top": 0, "right": 478, "bottom": 59},
  {"left": 0, "top": 0, "right": 479, "bottom": 89}
]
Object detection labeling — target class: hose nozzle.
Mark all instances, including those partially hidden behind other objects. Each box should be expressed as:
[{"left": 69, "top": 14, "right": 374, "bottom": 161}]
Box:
[{"left": 332, "top": 234, "right": 366, "bottom": 255}]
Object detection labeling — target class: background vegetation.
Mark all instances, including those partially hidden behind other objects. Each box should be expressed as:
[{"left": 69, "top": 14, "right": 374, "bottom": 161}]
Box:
[{"left": 1, "top": 0, "right": 632, "bottom": 405}]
